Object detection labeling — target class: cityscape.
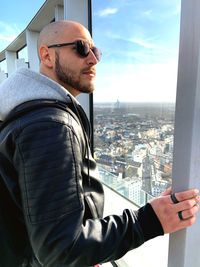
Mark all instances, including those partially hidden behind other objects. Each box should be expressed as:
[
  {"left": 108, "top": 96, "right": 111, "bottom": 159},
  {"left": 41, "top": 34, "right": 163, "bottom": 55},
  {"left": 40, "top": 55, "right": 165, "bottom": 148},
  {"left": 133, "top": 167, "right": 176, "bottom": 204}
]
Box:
[{"left": 94, "top": 101, "right": 175, "bottom": 207}]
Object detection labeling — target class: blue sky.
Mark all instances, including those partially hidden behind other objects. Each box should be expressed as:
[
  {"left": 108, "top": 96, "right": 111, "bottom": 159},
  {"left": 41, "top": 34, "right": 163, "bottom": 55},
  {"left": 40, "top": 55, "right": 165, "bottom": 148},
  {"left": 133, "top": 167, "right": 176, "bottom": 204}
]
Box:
[
  {"left": 0, "top": 0, "right": 46, "bottom": 51},
  {"left": 92, "top": 0, "right": 181, "bottom": 102},
  {"left": 0, "top": 0, "right": 181, "bottom": 102}
]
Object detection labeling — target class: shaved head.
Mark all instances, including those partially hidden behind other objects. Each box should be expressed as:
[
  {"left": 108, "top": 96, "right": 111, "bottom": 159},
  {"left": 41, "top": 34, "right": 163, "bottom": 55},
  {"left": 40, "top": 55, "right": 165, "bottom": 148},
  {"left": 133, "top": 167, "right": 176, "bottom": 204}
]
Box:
[
  {"left": 37, "top": 20, "right": 87, "bottom": 59},
  {"left": 37, "top": 20, "right": 97, "bottom": 96}
]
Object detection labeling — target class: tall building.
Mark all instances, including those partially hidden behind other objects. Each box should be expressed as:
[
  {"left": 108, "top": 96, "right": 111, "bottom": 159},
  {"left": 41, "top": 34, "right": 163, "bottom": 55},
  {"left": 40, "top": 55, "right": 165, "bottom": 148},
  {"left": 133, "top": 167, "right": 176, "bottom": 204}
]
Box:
[{"left": 142, "top": 155, "right": 152, "bottom": 195}]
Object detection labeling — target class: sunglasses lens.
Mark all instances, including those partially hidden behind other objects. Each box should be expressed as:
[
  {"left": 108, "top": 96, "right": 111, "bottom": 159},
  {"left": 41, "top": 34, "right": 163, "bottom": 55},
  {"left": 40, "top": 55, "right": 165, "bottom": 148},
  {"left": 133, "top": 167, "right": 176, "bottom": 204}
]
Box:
[
  {"left": 91, "top": 47, "right": 101, "bottom": 62},
  {"left": 76, "top": 40, "right": 90, "bottom": 57},
  {"left": 76, "top": 40, "right": 101, "bottom": 61}
]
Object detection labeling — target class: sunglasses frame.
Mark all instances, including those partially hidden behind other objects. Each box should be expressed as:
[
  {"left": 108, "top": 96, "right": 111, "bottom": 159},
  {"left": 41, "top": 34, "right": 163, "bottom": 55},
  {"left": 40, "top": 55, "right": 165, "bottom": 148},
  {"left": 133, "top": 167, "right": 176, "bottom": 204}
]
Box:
[{"left": 47, "top": 40, "right": 101, "bottom": 61}]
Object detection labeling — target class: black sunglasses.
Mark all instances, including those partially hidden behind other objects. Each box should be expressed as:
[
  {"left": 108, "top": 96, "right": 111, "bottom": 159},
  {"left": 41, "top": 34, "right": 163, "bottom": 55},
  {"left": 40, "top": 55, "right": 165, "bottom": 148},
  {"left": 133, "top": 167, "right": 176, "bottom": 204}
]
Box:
[{"left": 48, "top": 40, "right": 101, "bottom": 62}]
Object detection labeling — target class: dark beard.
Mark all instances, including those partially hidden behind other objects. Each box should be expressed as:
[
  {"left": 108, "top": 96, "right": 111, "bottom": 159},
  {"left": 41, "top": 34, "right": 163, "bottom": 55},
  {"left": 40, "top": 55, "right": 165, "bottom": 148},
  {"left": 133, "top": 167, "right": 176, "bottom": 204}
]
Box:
[{"left": 55, "top": 52, "right": 94, "bottom": 94}]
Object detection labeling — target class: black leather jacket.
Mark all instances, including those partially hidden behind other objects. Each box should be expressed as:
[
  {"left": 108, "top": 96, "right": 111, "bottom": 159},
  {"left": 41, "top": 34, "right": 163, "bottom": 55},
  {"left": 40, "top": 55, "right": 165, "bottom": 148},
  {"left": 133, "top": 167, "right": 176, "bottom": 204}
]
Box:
[{"left": 0, "top": 99, "right": 164, "bottom": 267}]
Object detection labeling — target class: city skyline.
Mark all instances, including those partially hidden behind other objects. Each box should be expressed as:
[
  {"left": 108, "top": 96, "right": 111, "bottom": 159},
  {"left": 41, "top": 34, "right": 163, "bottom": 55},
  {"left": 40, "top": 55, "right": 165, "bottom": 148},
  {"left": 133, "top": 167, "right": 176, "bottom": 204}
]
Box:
[{"left": 94, "top": 102, "right": 174, "bottom": 205}]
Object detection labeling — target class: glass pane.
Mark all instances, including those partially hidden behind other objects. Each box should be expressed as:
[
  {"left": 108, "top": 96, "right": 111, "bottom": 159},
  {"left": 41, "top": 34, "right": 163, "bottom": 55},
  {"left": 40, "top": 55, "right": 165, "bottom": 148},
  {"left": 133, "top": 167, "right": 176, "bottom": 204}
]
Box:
[
  {"left": 18, "top": 46, "right": 28, "bottom": 61},
  {"left": 0, "top": 59, "right": 7, "bottom": 83},
  {"left": 17, "top": 46, "right": 28, "bottom": 62},
  {"left": 92, "top": 0, "right": 181, "bottom": 207},
  {"left": 0, "top": 59, "right": 7, "bottom": 73},
  {"left": 17, "top": 46, "right": 29, "bottom": 69}
]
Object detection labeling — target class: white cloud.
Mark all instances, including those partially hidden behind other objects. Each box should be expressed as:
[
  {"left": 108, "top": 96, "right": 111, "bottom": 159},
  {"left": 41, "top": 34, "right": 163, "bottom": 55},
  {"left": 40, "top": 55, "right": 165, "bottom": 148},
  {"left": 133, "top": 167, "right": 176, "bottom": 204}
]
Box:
[
  {"left": 0, "top": 33, "right": 17, "bottom": 42},
  {"left": 142, "top": 10, "right": 153, "bottom": 16},
  {"left": 0, "top": 21, "right": 21, "bottom": 50},
  {"left": 104, "top": 32, "right": 177, "bottom": 59},
  {"left": 103, "top": 32, "right": 159, "bottom": 50},
  {"left": 97, "top": 8, "right": 118, "bottom": 17},
  {"left": 129, "top": 38, "right": 155, "bottom": 48}
]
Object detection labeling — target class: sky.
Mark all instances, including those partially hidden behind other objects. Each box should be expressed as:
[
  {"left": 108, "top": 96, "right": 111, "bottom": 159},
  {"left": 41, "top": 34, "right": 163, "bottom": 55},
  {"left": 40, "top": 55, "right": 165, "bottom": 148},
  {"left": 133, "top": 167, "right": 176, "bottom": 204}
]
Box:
[
  {"left": 0, "top": 0, "right": 181, "bottom": 103},
  {"left": 92, "top": 0, "right": 181, "bottom": 103},
  {"left": 0, "top": 0, "right": 46, "bottom": 51}
]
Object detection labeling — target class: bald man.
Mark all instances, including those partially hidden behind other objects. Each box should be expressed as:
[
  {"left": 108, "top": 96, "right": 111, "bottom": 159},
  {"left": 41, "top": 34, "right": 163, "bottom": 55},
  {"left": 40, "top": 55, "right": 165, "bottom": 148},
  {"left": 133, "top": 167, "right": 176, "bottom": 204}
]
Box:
[
  {"left": 38, "top": 20, "right": 98, "bottom": 96},
  {"left": 0, "top": 20, "right": 199, "bottom": 267}
]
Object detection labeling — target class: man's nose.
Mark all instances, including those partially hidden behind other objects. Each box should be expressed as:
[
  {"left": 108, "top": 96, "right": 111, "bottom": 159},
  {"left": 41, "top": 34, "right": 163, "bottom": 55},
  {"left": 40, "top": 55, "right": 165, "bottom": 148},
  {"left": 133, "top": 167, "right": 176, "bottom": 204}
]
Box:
[{"left": 86, "top": 49, "right": 98, "bottom": 65}]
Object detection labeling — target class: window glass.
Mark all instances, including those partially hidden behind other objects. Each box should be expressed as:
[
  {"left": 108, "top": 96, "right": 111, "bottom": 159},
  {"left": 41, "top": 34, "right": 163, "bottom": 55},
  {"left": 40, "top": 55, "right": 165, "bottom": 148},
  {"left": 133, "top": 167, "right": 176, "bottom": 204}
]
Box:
[
  {"left": 18, "top": 46, "right": 28, "bottom": 61},
  {"left": 92, "top": 0, "right": 181, "bottom": 207},
  {"left": 0, "top": 59, "right": 7, "bottom": 73},
  {"left": 17, "top": 46, "right": 29, "bottom": 68},
  {"left": 0, "top": 59, "right": 7, "bottom": 82}
]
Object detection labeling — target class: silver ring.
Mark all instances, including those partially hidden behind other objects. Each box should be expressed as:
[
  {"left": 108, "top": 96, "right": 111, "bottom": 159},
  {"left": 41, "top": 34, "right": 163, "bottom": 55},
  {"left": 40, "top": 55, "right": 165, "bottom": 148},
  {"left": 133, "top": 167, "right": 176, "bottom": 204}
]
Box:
[
  {"left": 171, "top": 193, "right": 179, "bottom": 204},
  {"left": 178, "top": 211, "right": 184, "bottom": 220}
]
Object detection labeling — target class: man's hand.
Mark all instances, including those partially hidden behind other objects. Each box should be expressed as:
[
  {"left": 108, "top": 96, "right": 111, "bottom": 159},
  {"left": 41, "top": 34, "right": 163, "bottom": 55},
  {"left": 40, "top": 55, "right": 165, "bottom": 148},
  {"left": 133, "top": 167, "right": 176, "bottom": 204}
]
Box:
[{"left": 150, "top": 187, "right": 200, "bottom": 234}]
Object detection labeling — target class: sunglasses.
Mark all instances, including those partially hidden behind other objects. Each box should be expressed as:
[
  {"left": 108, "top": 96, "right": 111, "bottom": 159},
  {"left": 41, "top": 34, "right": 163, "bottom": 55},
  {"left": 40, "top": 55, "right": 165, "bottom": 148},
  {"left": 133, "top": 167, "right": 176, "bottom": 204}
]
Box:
[{"left": 48, "top": 40, "right": 101, "bottom": 62}]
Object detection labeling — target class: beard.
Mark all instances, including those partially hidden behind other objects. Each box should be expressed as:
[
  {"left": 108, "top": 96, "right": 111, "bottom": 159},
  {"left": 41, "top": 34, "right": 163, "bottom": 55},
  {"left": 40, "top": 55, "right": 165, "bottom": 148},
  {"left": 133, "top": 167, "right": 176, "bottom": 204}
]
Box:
[{"left": 55, "top": 51, "right": 94, "bottom": 94}]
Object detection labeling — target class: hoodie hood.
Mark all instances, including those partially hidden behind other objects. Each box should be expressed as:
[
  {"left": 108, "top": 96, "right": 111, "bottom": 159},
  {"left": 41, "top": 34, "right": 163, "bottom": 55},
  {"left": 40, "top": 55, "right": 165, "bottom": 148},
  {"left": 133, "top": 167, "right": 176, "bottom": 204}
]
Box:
[{"left": 0, "top": 67, "right": 78, "bottom": 121}]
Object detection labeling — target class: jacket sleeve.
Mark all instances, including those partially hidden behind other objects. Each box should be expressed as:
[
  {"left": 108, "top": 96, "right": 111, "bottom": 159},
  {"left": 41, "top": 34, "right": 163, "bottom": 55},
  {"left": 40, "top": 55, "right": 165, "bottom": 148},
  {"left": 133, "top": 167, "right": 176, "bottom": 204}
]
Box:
[{"left": 14, "top": 120, "right": 164, "bottom": 267}]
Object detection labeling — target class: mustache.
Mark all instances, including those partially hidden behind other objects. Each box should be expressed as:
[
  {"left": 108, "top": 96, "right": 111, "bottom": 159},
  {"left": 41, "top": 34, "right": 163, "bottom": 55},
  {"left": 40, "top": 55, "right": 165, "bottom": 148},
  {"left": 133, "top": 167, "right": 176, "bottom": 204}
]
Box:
[{"left": 82, "top": 67, "right": 96, "bottom": 74}]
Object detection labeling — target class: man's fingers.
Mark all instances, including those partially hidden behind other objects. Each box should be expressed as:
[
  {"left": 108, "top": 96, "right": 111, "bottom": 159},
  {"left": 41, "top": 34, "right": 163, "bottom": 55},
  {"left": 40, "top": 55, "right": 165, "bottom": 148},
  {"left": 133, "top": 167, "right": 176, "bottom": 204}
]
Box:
[
  {"left": 173, "top": 189, "right": 199, "bottom": 202},
  {"left": 179, "top": 204, "right": 199, "bottom": 220},
  {"left": 174, "top": 198, "right": 200, "bottom": 212},
  {"left": 150, "top": 189, "right": 200, "bottom": 234},
  {"left": 178, "top": 216, "right": 196, "bottom": 230}
]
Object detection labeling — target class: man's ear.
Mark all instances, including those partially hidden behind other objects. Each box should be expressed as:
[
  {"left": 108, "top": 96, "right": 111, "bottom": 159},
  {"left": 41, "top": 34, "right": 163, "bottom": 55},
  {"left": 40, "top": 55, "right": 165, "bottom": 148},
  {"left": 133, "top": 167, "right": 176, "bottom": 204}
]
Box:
[{"left": 39, "top": 45, "right": 54, "bottom": 68}]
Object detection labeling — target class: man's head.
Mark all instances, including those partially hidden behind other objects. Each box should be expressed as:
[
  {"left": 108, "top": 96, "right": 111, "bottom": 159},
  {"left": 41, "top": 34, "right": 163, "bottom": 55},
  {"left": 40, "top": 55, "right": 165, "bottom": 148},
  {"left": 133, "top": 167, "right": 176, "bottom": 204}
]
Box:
[{"left": 37, "top": 20, "right": 101, "bottom": 97}]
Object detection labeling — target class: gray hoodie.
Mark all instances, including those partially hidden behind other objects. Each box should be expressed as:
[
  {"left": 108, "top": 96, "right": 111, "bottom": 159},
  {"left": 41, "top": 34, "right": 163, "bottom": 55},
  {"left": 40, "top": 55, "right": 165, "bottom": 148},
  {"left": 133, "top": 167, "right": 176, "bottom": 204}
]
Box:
[{"left": 0, "top": 67, "right": 78, "bottom": 121}]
